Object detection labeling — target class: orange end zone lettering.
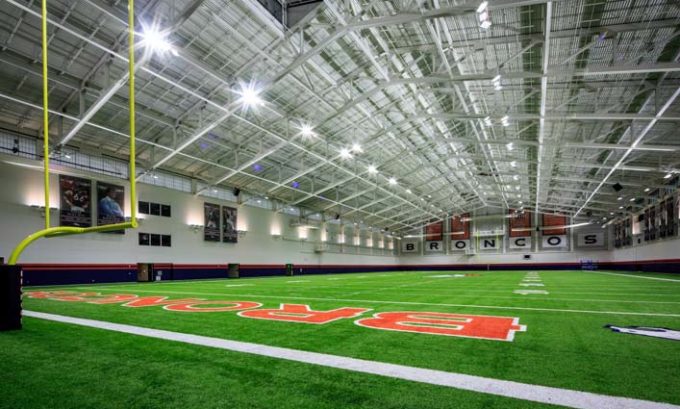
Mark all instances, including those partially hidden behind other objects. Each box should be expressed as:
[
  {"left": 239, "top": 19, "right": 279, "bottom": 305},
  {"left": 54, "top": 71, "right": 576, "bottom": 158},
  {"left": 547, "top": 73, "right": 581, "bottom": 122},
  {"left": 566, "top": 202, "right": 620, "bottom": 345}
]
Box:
[
  {"left": 355, "top": 312, "right": 526, "bottom": 341},
  {"left": 239, "top": 304, "right": 370, "bottom": 324},
  {"left": 26, "top": 291, "right": 100, "bottom": 302},
  {"left": 165, "top": 301, "right": 262, "bottom": 312},
  {"left": 87, "top": 294, "right": 140, "bottom": 304}
]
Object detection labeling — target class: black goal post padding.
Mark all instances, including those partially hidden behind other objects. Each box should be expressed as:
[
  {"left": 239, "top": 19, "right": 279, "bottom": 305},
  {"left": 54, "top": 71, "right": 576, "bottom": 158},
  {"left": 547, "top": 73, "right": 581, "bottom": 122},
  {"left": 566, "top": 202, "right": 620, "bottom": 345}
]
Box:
[
  {"left": 285, "top": 264, "right": 294, "bottom": 276},
  {"left": 0, "top": 265, "right": 22, "bottom": 331}
]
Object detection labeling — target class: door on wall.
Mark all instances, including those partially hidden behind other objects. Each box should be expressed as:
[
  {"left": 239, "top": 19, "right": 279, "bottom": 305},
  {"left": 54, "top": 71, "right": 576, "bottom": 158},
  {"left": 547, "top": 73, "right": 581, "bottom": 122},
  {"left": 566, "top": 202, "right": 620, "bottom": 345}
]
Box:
[{"left": 137, "top": 263, "right": 151, "bottom": 282}]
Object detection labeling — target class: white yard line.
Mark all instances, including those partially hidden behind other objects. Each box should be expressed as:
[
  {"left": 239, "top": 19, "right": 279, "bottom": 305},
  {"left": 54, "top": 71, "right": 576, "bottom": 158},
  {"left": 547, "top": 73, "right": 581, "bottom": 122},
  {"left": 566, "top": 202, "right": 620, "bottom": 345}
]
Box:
[
  {"left": 589, "top": 271, "right": 680, "bottom": 283},
  {"left": 23, "top": 311, "right": 680, "bottom": 409},
  {"left": 61, "top": 287, "right": 680, "bottom": 318}
]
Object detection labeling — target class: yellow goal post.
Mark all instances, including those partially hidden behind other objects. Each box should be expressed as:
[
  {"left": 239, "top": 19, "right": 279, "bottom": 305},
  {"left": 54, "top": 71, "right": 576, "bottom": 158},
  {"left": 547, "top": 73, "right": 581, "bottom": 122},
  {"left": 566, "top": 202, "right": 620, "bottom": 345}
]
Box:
[{"left": 7, "top": 0, "right": 138, "bottom": 265}]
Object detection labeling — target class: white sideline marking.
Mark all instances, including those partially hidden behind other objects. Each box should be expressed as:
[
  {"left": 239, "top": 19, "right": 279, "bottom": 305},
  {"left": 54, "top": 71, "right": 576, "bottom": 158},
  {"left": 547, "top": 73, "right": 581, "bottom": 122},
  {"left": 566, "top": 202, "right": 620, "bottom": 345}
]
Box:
[
  {"left": 430, "top": 274, "right": 466, "bottom": 278},
  {"left": 69, "top": 287, "right": 680, "bottom": 317},
  {"left": 287, "top": 280, "right": 309, "bottom": 283},
  {"left": 225, "top": 284, "right": 253, "bottom": 287},
  {"left": 514, "top": 290, "right": 550, "bottom": 295},
  {"left": 590, "top": 271, "right": 680, "bottom": 283},
  {"left": 23, "top": 311, "right": 680, "bottom": 409}
]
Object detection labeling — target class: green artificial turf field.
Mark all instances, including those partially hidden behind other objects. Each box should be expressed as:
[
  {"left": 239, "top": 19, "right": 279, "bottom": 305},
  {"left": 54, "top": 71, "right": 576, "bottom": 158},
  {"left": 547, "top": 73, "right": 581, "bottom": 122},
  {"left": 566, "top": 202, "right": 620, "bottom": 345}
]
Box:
[{"left": 2, "top": 270, "right": 680, "bottom": 409}]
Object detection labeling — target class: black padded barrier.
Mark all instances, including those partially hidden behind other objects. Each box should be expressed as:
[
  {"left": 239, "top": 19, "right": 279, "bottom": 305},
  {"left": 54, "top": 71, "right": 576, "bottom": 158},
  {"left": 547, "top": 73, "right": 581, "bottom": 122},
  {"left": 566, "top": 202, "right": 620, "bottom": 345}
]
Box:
[{"left": 0, "top": 265, "right": 22, "bottom": 331}]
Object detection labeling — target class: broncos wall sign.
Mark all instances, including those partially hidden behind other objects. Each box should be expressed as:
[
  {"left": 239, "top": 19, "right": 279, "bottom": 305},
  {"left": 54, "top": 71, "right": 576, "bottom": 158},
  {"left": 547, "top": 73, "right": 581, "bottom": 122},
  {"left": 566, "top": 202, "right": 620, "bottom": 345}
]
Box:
[{"left": 28, "top": 291, "right": 526, "bottom": 342}]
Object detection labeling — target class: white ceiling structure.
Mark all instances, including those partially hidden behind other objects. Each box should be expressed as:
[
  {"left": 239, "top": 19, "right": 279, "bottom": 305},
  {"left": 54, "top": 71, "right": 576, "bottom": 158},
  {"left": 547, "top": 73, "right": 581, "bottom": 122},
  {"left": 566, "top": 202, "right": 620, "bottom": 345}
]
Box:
[{"left": 0, "top": 0, "right": 679, "bottom": 234}]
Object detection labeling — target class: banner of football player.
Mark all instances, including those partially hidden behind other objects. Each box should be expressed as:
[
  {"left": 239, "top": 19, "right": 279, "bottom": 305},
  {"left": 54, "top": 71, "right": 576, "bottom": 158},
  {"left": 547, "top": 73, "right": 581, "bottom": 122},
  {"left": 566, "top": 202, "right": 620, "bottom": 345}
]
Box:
[
  {"left": 59, "top": 175, "right": 92, "bottom": 227},
  {"left": 424, "top": 221, "right": 443, "bottom": 241},
  {"left": 203, "top": 203, "right": 221, "bottom": 242},
  {"left": 96, "top": 182, "right": 125, "bottom": 234},
  {"left": 222, "top": 206, "right": 238, "bottom": 243},
  {"left": 542, "top": 213, "right": 567, "bottom": 235},
  {"left": 509, "top": 209, "right": 531, "bottom": 237},
  {"left": 450, "top": 213, "right": 470, "bottom": 251},
  {"left": 424, "top": 221, "right": 444, "bottom": 253}
]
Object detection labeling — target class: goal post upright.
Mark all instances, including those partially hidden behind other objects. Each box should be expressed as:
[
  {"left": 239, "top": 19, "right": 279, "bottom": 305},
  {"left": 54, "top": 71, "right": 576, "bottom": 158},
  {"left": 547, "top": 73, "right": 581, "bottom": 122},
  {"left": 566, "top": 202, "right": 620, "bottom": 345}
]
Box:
[{"left": 6, "top": 0, "right": 137, "bottom": 267}]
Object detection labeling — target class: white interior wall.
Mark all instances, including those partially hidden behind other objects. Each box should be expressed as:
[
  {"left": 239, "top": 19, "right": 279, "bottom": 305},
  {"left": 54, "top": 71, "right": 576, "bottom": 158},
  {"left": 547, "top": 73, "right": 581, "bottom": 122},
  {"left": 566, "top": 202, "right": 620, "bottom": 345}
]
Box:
[
  {"left": 1, "top": 160, "right": 678, "bottom": 267},
  {"left": 0, "top": 161, "right": 398, "bottom": 265}
]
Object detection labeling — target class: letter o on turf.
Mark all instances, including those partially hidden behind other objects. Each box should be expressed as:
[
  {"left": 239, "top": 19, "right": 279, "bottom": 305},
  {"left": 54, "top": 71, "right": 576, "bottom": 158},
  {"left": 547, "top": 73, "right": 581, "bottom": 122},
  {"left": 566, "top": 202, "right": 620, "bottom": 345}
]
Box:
[{"left": 164, "top": 301, "right": 262, "bottom": 312}]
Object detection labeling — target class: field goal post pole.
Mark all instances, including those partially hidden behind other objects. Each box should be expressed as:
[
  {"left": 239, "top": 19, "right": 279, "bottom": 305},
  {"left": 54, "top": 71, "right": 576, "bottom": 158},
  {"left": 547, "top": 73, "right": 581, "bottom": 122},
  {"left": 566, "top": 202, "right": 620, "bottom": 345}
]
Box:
[{"left": 0, "top": 0, "right": 137, "bottom": 331}]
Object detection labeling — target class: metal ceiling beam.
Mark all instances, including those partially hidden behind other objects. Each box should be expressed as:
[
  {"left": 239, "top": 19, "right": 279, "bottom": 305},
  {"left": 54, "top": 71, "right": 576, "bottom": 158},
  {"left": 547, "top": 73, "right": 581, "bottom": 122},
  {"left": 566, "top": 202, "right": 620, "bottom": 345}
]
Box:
[
  {"left": 574, "top": 87, "right": 680, "bottom": 217},
  {"left": 535, "top": 1, "right": 552, "bottom": 214}
]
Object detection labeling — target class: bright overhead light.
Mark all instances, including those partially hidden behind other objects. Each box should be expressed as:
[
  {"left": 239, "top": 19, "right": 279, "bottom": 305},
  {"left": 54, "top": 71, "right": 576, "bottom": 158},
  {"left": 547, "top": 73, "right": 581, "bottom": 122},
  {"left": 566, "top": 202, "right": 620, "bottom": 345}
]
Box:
[
  {"left": 518, "top": 201, "right": 523, "bottom": 204},
  {"left": 480, "top": 20, "right": 492, "bottom": 29},
  {"left": 352, "top": 143, "right": 363, "bottom": 153},
  {"left": 476, "top": 1, "right": 488, "bottom": 13},
  {"left": 300, "top": 124, "right": 314, "bottom": 137},
  {"left": 644, "top": 187, "right": 650, "bottom": 192},
  {"left": 629, "top": 198, "right": 636, "bottom": 202},
  {"left": 239, "top": 84, "right": 263, "bottom": 107},
  {"left": 367, "top": 165, "right": 378, "bottom": 174},
  {"left": 617, "top": 196, "right": 623, "bottom": 200},
  {"left": 339, "top": 148, "right": 353, "bottom": 159},
  {"left": 664, "top": 172, "right": 673, "bottom": 179},
  {"left": 501, "top": 116, "right": 510, "bottom": 127},
  {"left": 513, "top": 174, "right": 520, "bottom": 181},
  {"left": 142, "top": 26, "right": 177, "bottom": 56},
  {"left": 506, "top": 142, "right": 514, "bottom": 150},
  {"left": 510, "top": 161, "right": 517, "bottom": 167},
  {"left": 492, "top": 74, "right": 502, "bottom": 90},
  {"left": 483, "top": 116, "right": 493, "bottom": 127},
  {"left": 388, "top": 177, "right": 397, "bottom": 185},
  {"left": 406, "top": 189, "right": 412, "bottom": 194}
]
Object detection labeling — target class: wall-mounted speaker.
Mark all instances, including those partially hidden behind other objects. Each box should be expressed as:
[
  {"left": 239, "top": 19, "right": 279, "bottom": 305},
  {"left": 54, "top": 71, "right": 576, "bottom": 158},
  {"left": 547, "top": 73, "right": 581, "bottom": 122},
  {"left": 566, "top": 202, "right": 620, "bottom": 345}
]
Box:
[
  {"left": 612, "top": 183, "right": 623, "bottom": 192},
  {"left": 334, "top": 213, "right": 340, "bottom": 220},
  {"left": 233, "top": 187, "right": 241, "bottom": 196}
]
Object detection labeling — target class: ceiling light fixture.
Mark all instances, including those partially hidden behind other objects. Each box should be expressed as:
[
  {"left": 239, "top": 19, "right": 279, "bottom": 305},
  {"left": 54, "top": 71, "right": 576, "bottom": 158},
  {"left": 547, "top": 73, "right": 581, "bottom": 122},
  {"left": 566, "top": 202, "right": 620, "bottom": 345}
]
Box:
[
  {"left": 239, "top": 83, "right": 263, "bottom": 107},
  {"left": 388, "top": 177, "right": 397, "bottom": 185},
  {"left": 300, "top": 124, "right": 314, "bottom": 137},
  {"left": 339, "top": 148, "right": 353, "bottom": 159},
  {"left": 477, "top": 1, "right": 492, "bottom": 29},
  {"left": 367, "top": 165, "right": 378, "bottom": 174},
  {"left": 492, "top": 74, "right": 502, "bottom": 90},
  {"left": 142, "top": 26, "right": 178, "bottom": 56}
]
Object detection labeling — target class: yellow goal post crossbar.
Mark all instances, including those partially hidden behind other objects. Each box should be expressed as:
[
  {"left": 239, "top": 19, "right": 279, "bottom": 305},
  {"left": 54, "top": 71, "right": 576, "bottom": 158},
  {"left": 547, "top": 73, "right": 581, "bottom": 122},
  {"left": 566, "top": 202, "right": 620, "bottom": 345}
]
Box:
[{"left": 8, "top": 0, "right": 138, "bottom": 265}]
